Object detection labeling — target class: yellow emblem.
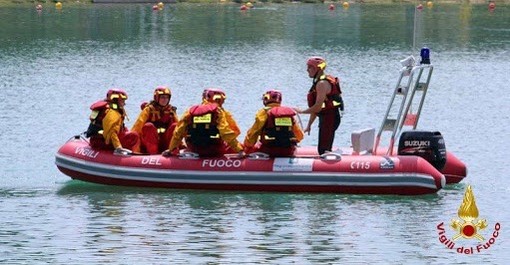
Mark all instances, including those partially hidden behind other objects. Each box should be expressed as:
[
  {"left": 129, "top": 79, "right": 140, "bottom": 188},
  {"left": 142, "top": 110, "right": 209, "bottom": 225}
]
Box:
[
  {"left": 193, "top": 113, "right": 212, "bottom": 124},
  {"left": 275, "top": 117, "right": 292, "bottom": 126},
  {"left": 450, "top": 185, "right": 488, "bottom": 241}
]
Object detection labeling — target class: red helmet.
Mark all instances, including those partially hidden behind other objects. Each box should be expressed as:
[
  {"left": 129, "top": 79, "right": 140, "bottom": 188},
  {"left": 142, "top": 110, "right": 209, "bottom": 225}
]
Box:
[
  {"left": 262, "top": 89, "right": 282, "bottom": 106},
  {"left": 202, "top": 88, "right": 226, "bottom": 105},
  {"left": 106, "top": 88, "right": 128, "bottom": 102},
  {"left": 307, "top": 56, "right": 327, "bottom": 72},
  {"left": 153, "top": 86, "right": 171, "bottom": 103}
]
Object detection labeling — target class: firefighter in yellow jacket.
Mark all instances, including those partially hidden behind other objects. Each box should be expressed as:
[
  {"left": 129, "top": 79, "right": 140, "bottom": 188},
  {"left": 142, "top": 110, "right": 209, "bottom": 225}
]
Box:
[
  {"left": 244, "top": 90, "right": 304, "bottom": 157},
  {"left": 201, "top": 88, "right": 241, "bottom": 138},
  {"left": 163, "top": 88, "right": 243, "bottom": 157},
  {"left": 131, "top": 86, "right": 178, "bottom": 154},
  {"left": 87, "top": 88, "right": 141, "bottom": 154}
]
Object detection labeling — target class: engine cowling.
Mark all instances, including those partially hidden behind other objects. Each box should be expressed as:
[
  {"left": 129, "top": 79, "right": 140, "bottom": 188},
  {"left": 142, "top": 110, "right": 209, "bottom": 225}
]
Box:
[{"left": 398, "top": 130, "right": 447, "bottom": 170}]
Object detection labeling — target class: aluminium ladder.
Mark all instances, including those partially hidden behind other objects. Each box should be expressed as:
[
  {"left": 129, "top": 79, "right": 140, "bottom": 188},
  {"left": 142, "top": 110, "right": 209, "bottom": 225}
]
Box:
[{"left": 373, "top": 60, "right": 434, "bottom": 155}]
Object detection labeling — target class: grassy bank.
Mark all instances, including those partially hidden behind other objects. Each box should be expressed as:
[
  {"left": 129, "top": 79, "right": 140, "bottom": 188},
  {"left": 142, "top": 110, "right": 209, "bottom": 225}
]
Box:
[{"left": 0, "top": 0, "right": 507, "bottom": 6}]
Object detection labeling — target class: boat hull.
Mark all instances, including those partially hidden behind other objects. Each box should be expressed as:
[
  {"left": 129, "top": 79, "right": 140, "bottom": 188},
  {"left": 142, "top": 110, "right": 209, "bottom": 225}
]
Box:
[
  {"left": 294, "top": 146, "right": 467, "bottom": 184},
  {"left": 55, "top": 138, "right": 446, "bottom": 195}
]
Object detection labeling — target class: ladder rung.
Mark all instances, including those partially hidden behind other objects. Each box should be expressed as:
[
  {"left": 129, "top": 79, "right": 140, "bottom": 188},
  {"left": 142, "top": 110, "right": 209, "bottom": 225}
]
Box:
[
  {"left": 382, "top": 119, "right": 397, "bottom": 131},
  {"left": 416, "top": 82, "right": 427, "bottom": 91}
]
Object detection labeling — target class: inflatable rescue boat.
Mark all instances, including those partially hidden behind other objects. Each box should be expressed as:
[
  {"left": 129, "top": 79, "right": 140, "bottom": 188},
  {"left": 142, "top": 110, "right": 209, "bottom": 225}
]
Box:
[{"left": 55, "top": 54, "right": 467, "bottom": 195}]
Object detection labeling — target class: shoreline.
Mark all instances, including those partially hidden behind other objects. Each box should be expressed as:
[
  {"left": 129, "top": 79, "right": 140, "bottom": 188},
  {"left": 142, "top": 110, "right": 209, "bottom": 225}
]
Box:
[{"left": 1, "top": 0, "right": 508, "bottom": 6}]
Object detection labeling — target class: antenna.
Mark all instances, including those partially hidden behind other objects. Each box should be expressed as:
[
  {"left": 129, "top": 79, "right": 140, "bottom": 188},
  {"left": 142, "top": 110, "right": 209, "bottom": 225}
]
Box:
[
  {"left": 412, "top": 2, "right": 424, "bottom": 57},
  {"left": 412, "top": 3, "right": 419, "bottom": 56}
]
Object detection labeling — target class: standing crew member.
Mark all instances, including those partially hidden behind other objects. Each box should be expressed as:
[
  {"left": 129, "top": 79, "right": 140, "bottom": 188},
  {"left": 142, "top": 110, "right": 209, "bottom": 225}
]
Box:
[{"left": 296, "top": 57, "right": 343, "bottom": 155}]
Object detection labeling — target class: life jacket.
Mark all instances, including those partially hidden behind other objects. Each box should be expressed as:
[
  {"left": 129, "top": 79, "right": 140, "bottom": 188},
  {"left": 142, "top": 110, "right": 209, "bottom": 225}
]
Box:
[
  {"left": 307, "top": 74, "right": 344, "bottom": 112},
  {"left": 261, "top": 106, "right": 297, "bottom": 148},
  {"left": 85, "top": 100, "right": 126, "bottom": 137},
  {"left": 85, "top": 100, "right": 109, "bottom": 137},
  {"left": 186, "top": 103, "right": 221, "bottom": 147},
  {"left": 145, "top": 102, "right": 177, "bottom": 134}
]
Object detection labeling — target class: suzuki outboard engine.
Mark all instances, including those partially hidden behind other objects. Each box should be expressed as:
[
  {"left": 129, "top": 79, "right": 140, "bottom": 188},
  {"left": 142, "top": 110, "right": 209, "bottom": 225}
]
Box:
[{"left": 398, "top": 131, "right": 447, "bottom": 170}]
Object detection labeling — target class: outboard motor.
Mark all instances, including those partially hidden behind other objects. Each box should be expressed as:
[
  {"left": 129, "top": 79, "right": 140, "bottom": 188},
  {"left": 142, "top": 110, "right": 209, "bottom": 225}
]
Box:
[{"left": 398, "top": 131, "right": 447, "bottom": 170}]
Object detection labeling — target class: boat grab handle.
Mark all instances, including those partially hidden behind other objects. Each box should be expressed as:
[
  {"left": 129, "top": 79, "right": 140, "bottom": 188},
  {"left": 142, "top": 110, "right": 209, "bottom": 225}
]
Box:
[
  {"left": 178, "top": 151, "right": 200, "bottom": 160},
  {"left": 69, "top": 134, "right": 89, "bottom": 143},
  {"left": 248, "top": 152, "right": 270, "bottom": 160},
  {"left": 113, "top": 148, "right": 133, "bottom": 157}
]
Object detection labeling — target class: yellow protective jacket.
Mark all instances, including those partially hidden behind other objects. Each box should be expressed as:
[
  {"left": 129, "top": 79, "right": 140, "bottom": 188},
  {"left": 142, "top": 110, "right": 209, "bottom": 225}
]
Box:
[
  {"left": 243, "top": 103, "right": 304, "bottom": 148},
  {"left": 201, "top": 99, "right": 240, "bottom": 137},
  {"left": 131, "top": 103, "right": 178, "bottom": 135},
  {"left": 168, "top": 103, "right": 243, "bottom": 152},
  {"left": 102, "top": 109, "right": 125, "bottom": 149},
  {"left": 223, "top": 109, "right": 241, "bottom": 137}
]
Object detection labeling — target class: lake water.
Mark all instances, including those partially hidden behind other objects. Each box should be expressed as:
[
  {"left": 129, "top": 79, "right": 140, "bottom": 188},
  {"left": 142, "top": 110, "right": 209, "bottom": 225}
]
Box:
[{"left": 0, "top": 3, "right": 509, "bottom": 264}]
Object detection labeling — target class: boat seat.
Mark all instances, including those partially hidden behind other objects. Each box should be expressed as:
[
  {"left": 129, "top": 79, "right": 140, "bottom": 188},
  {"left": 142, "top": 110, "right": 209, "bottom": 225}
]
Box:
[{"left": 351, "top": 128, "right": 375, "bottom": 155}]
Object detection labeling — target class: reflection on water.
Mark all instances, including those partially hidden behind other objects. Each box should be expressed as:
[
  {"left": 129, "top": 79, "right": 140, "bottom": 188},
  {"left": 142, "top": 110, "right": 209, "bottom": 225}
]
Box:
[
  {"left": 0, "top": 3, "right": 508, "bottom": 264},
  {"left": 1, "top": 4, "right": 509, "bottom": 50},
  {"left": 49, "top": 181, "right": 448, "bottom": 263}
]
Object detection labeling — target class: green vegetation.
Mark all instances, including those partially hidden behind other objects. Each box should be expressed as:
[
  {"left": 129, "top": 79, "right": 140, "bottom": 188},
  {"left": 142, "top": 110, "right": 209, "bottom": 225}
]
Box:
[{"left": 0, "top": 0, "right": 507, "bottom": 7}]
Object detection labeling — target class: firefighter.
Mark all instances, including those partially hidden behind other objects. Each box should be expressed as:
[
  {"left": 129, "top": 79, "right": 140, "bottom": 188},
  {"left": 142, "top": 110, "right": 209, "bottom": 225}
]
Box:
[
  {"left": 131, "top": 86, "right": 178, "bottom": 154},
  {"left": 244, "top": 90, "right": 304, "bottom": 157},
  {"left": 162, "top": 88, "right": 243, "bottom": 157},
  {"left": 86, "top": 88, "right": 140, "bottom": 154},
  {"left": 296, "top": 57, "right": 343, "bottom": 155}
]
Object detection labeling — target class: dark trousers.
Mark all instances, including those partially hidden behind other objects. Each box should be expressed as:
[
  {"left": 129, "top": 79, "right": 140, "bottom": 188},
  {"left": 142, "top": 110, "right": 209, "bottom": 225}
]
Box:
[{"left": 318, "top": 109, "right": 341, "bottom": 155}]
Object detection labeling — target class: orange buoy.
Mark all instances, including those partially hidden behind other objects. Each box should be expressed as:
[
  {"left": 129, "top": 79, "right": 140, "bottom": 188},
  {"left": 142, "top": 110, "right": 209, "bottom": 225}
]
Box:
[
  {"left": 157, "top": 2, "right": 164, "bottom": 10},
  {"left": 328, "top": 4, "right": 335, "bottom": 10},
  {"left": 488, "top": 2, "right": 496, "bottom": 11},
  {"left": 55, "top": 2, "right": 62, "bottom": 9},
  {"left": 342, "top": 2, "right": 350, "bottom": 9},
  {"left": 426, "top": 1, "right": 433, "bottom": 8}
]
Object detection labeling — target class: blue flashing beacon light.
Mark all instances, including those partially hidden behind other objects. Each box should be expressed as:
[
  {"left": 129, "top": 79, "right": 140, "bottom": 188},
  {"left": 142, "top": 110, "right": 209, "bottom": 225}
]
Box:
[{"left": 420, "top": 47, "right": 430, "bottom": 64}]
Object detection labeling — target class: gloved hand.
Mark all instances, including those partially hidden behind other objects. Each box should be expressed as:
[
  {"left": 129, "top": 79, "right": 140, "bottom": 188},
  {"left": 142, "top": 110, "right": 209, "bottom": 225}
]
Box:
[
  {"left": 237, "top": 150, "right": 246, "bottom": 158},
  {"left": 114, "top": 147, "right": 132, "bottom": 155},
  {"left": 162, "top": 148, "right": 179, "bottom": 157}
]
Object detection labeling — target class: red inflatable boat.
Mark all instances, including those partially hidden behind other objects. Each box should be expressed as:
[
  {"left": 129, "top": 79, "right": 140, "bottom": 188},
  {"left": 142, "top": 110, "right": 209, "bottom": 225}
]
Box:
[
  {"left": 55, "top": 59, "right": 467, "bottom": 195},
  {"left": 56, "top": 137, "right": 449, "bottom": 195}
]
